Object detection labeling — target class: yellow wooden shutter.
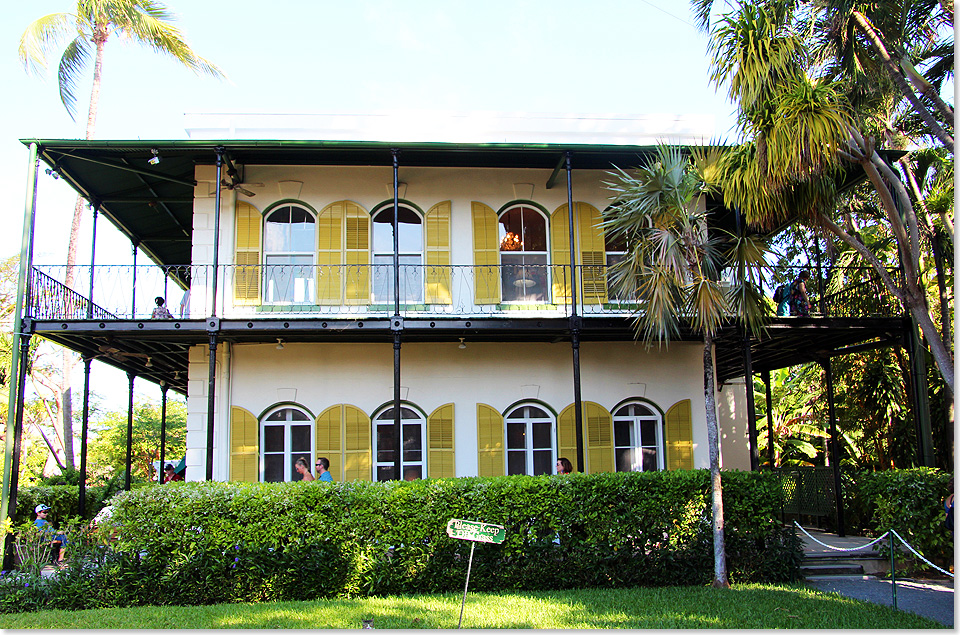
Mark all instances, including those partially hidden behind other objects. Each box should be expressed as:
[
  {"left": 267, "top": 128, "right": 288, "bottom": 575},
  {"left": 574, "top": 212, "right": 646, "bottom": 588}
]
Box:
[
  {"left": 665, "top": 399, "right": 693, "bottom": 470},
  {"left": 556, "top": 404, "right": 578, "bottom": 470},
  {"left": 578, "top": 203, "right": 608, "bottom": 305},
  {"left": 234, "top": 202, "right": 262, "bottom": 305},
  {"left": 344, "top": 203, "right": 370, "bottom": 304},
  {"left": 476, "top": 403, "right": 504, "bottom": 476},
  {"left": 317, "top": 202, "right": 345, "bottom": 304},
  {"left": 343, "top": 404, "right": 372, "bottom": 481},
  {"left": 315, "top": 406, "right": 343, "bottom": 482},
  {"left": 427, "top": 403, "right": 455, "bottom": 478},
  {"left": 584, "top": 401, "right": 614, "bottom": 474},
  {"left": 472, "top": 202, "right": 501, "bottom": 304},
  {"left": 551, "top": 205, "right": 573, "bottom": 304},
  {"left": 425, "top": 201, "right": 452, "bottom": 304},
  {"left": 230, "top": 406, "right": 259, "bottom": 482}
]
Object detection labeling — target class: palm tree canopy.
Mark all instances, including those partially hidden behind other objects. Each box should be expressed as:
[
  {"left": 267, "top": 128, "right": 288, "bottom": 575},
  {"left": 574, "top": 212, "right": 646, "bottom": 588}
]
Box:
[{"left": 19, "top": 0, "right": 224, "bottom": 120}]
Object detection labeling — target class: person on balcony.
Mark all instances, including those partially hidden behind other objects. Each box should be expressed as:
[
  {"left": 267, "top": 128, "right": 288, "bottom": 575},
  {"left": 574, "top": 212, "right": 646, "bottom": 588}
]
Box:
[
  {"left": 151, "top": 296, "right": 174, "bottom": 319},
  {"left": 789, "top": 270, "right": 812, "bottom": 317},
  {"left": 295, "top": 457, "right": 315, "bottom": 481}
]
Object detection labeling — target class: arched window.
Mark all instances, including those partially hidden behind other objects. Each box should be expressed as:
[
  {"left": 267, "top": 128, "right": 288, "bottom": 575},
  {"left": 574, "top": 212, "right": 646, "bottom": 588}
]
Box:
[
  {"left": 613, "top": 401, "right": 664, "bottom": 472},
  {"left": 372, "top": 205, "right": 423, "bottom": 303},
  {"left": 261, "top": 406, "right": 313, "bottom": 482},
  {"left": 263, "top": 204, "right": 316, "bottom": 304},
  {"left": 372, "top": 405, "right": 425, "bottom": 481},
  {"left": 499, "top": 205, "right": 548, "bottom": 303},
  {"left": 505, "top": 403, "right": 554, "bottom": 475}
]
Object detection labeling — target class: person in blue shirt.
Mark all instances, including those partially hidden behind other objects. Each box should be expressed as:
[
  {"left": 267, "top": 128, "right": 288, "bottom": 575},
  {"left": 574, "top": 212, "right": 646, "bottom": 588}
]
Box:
[
  {"left": 315, "top": 457, "right": 333, "bottom": 482},
  {"left": 34, "top": 504, "right": 67, "bottom": 564}
]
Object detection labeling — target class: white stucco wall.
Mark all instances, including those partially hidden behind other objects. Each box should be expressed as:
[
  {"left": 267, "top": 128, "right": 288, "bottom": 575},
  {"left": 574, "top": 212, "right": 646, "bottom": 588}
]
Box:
[{"left": 715, "top": 376, "right": 751, "bottom": 471}]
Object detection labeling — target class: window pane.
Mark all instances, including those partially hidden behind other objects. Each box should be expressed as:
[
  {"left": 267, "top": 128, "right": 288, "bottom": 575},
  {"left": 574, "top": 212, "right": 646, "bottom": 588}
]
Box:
[
  {"left": 403, "top": 466, "right": 422, "bottom": 481},
  {"left": 291, "top": 424, "right": 311, "bottom": 453},
  {"left": 290, "top": 215, "right": 315, "bottom": 252},
  {"left": 377, "top": 465, "right": 396, "bottom": 482},
  {"left": 266, "top": 410, "right": 286, "bottom": 421},
  {"left": 264, "top": 425, "right": 284, "bottom": 453},
  {"left": 265, "top": 210, "right": 290, "bottom": 252},
  {"left": 506, "top": 421, "right": 526, "bottom": 449},
  {"left": 642, "top": 448, "right": 658, "bottom": 472},
  {"left": 507, "top": 450, "right": 526, "bottom": 475},
  {"left": 616, "top": 447, "right": 635, "bottom": 472},
  {"left": 377, "top": 424, "right": 396, "bottom": 462},
  {"left": 402, "top": 423, "right": 422, "bottom": 462},
  {"left": 532, "top": 422, "right": 551, "bottom": 449},
  {"left": 526, "top": 406, "right": 548, "bottom": 419},
  {"left": 521, "top": 209, "right": 546, "bottom": 251},
  {"left": 614, "top": 420, "right": 632, "bottom": 447},
  {"left": 291, "top": 410, "right": 309, "bottom": 421},
  {"left": 264, "top": 454, "right": 284, "bottom": 482},
  {"left": 640, "top": 420, "right": 657, "bottom": 447},
  {"left": 532, "top": 450, "right": 553, "bottom": 476},
  {"left": 499, "top": 208, "right": 523, "bottom": 250}
]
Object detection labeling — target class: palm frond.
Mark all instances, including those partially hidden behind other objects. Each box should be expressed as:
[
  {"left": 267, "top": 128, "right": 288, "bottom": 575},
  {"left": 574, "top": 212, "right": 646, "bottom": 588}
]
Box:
[
  {"left": 18, "top": 13, "right": 76, "bottom": 76},
  {"left": 57, "top": 37, "right": 92, "bottom": 121}
]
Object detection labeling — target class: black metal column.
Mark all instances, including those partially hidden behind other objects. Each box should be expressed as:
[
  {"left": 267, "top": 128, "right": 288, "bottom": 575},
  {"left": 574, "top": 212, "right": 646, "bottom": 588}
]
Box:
[
  {"left": 2, "top": 332, "right": 32, "bottom": 570},
  {"left": 86, "top": 205, "right": 98, "bottom": 318},
  {"left": 78, "top": 356, "right": 92, "bottom": 516},
  {"left": 211, "top": 148, "right": 224, "bottom": 317},
  {"left": 565, "top": 152, "right": 584, "bottom": 473},
  {"left": 743, "top": 332, "right": 759, "bottom": 471},
  {"left": 206, "top": 333, "right": 218, "bottom": 481},
  {"left": 821, "top": 357, "right": 845, "bottom": 536},
  {"left": 159, "top": 381, "right": 169, "bottom": 482},
  {"left": 763, "top": 369, "right": 774, "bottom": 468},
  {"left": 391, "top": 149, "right": 402, "bottom": 481},
  {"left": 131, "top": 243, "right": 138, "bottom": 317},
  {"left": 124, "top": 372, "right": 135, "bottom": 491}
]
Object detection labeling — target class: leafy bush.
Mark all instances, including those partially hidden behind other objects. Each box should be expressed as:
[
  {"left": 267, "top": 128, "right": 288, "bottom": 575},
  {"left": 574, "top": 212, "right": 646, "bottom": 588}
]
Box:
[
  {"left": 14, "top": 474, "right": 136, "bottom": 524},
  {"left": 851, "top": 468, "right": 953, "bottom": 569},
  {"left": 0, "top": 470, "right": 801, "bottom": 611}
]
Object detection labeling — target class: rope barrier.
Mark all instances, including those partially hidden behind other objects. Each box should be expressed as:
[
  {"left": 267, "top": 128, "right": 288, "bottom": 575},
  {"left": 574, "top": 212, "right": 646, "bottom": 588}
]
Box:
[
  {"left": 890, "top": 529, "right": 955, "bottom": 578},
  {"left": 793, "top": 522, "right": 889, "bottom": 552},
  {"left": 794, "top": 521, "right": 955, "bottom": 579}
]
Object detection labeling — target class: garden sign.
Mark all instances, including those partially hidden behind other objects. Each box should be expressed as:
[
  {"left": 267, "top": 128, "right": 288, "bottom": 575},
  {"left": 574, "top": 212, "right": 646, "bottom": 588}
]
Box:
[{"left": 446, "top": 518, "right": 506, "bottom": 628}]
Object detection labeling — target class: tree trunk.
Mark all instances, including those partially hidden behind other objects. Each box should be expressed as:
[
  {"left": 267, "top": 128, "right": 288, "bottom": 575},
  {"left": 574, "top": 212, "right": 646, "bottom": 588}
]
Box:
[
  {"left": 703, "top": 332, "right": 729, "bottom": 588},
  {"left": 850, "top": 10, "right": 954, "bottom": 151}
]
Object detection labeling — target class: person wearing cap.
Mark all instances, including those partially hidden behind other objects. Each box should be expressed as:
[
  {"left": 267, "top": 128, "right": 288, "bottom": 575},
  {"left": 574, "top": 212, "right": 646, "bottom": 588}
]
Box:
[
  {"left": 34, "top": 505, "right": 67, "bottom": 564},
  {"left": 163, "top": 463, "right": 183, "bottom": 483}
]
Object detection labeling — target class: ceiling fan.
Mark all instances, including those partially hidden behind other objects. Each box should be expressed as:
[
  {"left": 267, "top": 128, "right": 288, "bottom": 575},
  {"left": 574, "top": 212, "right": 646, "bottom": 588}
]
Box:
[
  {"left": 94, "top": 340, "right": 154, "bottom": 367},
  {"left": 220, "top": 153, "right": 262, "bottom": 197}
]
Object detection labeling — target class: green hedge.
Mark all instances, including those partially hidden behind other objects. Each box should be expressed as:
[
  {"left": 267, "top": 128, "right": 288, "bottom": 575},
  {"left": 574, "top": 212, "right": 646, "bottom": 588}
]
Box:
[
  {"left": 0, "top": 470, "right": 802, "bottom": 611},
  {"left": 13, "top": 481, "right": 128, "bottom": 525},
  {"left": 848, "top": 468, "right": 953, "bottom": 568}
]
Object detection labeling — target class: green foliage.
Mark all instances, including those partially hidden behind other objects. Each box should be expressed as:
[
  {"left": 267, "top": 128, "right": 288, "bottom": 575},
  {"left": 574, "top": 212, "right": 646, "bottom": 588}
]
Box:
[
  {"left": 850, "top": 468, "right": 953, "bottom": 569},
  {"left": 88, "top": 399, "right": 186, "bottom": 482},
  {"left": 13, "top": 475, "right": 132, "bottom": 524},
  {"left": 0, "top": 471, "right": 802, "bottom": 611}
]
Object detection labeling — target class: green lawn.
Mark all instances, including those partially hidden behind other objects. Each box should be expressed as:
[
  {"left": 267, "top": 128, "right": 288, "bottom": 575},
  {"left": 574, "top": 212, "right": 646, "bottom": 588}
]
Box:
[{"left": 0, "top": 584, "right": 943, "bottom": 629}]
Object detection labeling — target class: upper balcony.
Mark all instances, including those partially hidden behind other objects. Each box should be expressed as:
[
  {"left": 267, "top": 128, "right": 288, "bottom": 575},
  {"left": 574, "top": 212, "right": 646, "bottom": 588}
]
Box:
[{"left": 29, "top": 263, "right": 903, "bottom": 322}]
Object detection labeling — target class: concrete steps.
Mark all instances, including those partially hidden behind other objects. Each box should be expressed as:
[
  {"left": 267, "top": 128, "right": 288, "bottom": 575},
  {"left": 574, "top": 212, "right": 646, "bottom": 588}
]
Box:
[{"left": 802, "top": 550, "right": 887, "bottom": 581}]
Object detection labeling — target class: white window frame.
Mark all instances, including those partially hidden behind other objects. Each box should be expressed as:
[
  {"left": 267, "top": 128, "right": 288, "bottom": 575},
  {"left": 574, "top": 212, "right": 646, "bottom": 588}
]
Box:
[
  {"left": 498, "top": 204, "right": 550, "bottom": 304},
  {"left": 262, "top": 204, "right": 317, "bottom": 305},
  {"left": 613, "top": 402, "right": 664, "bottom": 472},
  {"left": 372, "top": 404, "right": 426, "bottom": 481},
  {"left": 260, "top": 405, "right": 314, "bottom": 482},
  {"left": 504, "top": 403, "right": 556, "bottom": 476},
  {"left": 372, "top": 204, "right": 424, "bottom": 304}
]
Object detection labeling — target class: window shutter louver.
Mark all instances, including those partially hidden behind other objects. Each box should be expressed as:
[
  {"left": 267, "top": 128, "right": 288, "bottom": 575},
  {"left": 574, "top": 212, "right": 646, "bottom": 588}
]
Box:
[
  {"left": 317, "top": 202, "right": 345, "bottom": 304},
  {"left": 472, "top": 202, "right": 501, "bottom": 304},
  {"left": 578, "top": 203, "right": 608, "bottom": 304},
  {"left": 551, "top": 205, "right": 573, "bottom": 304},
  {"left": 427, "top": 403, "right": 455, "bottom": 478},
  {"left": 584, "top": 401, "right": 614, "bottom": 473},
  {"left": 315, "top": 406, "right": 343, "bottom": 482},
  {"left": 230, "top": 406, "right": 259, "bottom": 482},
  {"left": 425, "top": 201, "right": 452, "bottom": 304},
  {"left": 665, "top": 399, "right": 694, "bottom": 470},
  {"left": 234, "top": 202, "right": 262, "bottom": 305},
  {"left": 344, "top": 203, "right": 370, "bottom": 304},
  {"left": 476, "top": 403, "right": 504, "bottom": 476},
  {"left": 343, "top": 404, "right": 372, "bottom": 481}
]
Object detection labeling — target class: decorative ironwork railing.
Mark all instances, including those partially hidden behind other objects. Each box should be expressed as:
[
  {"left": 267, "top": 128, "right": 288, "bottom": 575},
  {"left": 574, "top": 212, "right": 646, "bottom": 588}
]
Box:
[
  {"left": 28, "top": 263, "right": 905, "bottom": 322},
  {"left": 766, "top": 265, "right": 904, "bottom": 318}
]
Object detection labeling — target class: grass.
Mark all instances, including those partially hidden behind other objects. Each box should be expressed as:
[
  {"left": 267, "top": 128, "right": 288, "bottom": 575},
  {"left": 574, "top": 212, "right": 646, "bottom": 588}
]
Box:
[{"left": 0, "top": 584, "right": 945, "bottom": 629}]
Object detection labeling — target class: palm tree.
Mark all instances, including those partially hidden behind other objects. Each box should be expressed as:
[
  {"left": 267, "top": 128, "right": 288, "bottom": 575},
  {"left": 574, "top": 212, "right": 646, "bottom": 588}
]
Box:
[
  {"left": 699, "top": 1, "right": 955, "bottom": 396},
  {"left": 604, "top": 144, "right": 772, "bottom": 589},
  {"left": 19, "top": 0, "right": 224, "bottom": 468}
]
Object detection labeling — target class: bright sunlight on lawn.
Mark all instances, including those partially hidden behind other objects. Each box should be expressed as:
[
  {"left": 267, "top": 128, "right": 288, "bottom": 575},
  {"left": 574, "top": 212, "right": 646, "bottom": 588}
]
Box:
[{"left": 0, "top": 584, "right": 944, "bottom": 629}]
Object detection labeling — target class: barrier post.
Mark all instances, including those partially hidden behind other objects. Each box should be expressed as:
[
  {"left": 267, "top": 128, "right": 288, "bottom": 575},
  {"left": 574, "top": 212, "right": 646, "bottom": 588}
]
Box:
[{"left": 889, "top": 531, "right": 897, "bottom": 609}]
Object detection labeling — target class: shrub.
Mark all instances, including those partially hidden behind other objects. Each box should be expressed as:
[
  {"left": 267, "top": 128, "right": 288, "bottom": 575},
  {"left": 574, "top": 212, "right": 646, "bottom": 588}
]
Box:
[
  {"left": 852, "top": 468, "right": 953, "bottom": 569},
  {"left": 1, "top": 470, "right": 801, "bottom": 611}
]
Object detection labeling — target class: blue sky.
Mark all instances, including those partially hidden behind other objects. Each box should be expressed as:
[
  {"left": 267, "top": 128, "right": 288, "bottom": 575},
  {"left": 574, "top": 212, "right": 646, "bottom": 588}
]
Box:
[{"left": 2, "top": 0, "right": 739, "bottom": 407}]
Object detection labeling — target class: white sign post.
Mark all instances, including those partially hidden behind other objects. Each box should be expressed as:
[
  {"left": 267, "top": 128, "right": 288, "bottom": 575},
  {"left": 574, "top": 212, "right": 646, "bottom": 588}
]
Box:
[{"left": 446, "top": 519, "right": 506, "bottom": 628}]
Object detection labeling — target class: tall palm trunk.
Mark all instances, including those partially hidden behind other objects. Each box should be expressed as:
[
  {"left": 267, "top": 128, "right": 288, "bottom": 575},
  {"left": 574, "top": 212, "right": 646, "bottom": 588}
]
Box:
[
  {"left": 60, "top": 26, "right": 108, "bottom": 472},
  {"left": 703, "top": 331, "right": 729, "bottom": 588}
]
